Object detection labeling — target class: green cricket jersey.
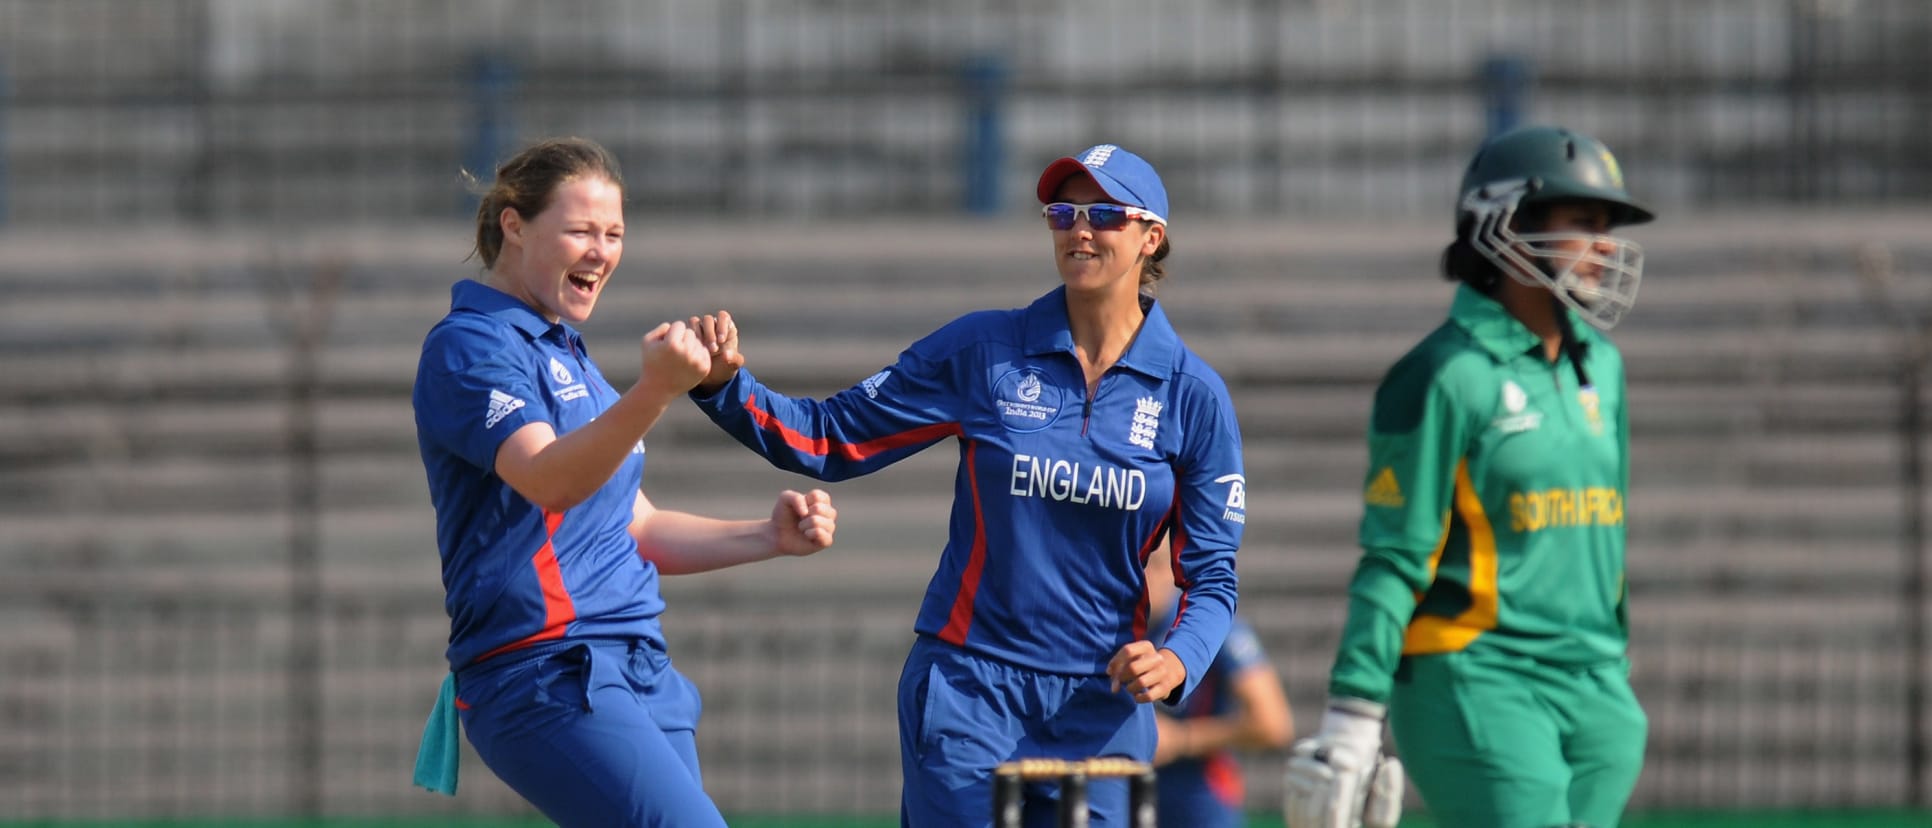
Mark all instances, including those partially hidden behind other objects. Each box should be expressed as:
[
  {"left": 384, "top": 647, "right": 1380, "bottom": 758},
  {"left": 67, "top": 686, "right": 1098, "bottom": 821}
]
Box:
[{"left": 1330, "top": 285, "right": 1631, "bottom": 704}]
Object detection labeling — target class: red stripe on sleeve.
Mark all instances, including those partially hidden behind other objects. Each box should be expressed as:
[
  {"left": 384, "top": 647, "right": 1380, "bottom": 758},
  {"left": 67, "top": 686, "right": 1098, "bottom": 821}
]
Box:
[
  {"left": 1131, "top": 504, "right": 1179, "bottom": 641},
  {"left": 745, "top": 394, "right": 960, "bottom": 460},
  {"left": 1168, "top": 493, "right": 1191, "bottom": 628},
  {"left": 474, "top": 511, "right": 577, "bottom": 663},
  {"left": 937, "top": 441, "right": 988, "bottom": 645}
]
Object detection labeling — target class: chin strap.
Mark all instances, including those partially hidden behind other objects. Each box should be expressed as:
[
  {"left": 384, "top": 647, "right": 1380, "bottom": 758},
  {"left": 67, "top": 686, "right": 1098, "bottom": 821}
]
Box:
[{"left": 1551, "top": 295, "right": 1592, "bottom": 391}]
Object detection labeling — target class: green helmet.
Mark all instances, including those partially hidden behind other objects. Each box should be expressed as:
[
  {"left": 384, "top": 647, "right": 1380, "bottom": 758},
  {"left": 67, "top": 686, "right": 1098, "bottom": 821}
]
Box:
[
  {"left": 1458, "top": 125, "right": 1653, "bottom": 227},
  {"left": 1457, "top": 125, "right": 1653, "bottom": 330}
]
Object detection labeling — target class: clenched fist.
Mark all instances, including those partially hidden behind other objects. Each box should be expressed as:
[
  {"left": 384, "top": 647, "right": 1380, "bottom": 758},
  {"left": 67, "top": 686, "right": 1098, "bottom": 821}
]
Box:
[
  {"left": 770, "top": 488, "right": 836, "bottom": 557},
  {"left": 638, "top": 320, "right": 712, "bottom": 398},
  {"left": 689, "top": 310, "right": 745, "bottom": 395}
]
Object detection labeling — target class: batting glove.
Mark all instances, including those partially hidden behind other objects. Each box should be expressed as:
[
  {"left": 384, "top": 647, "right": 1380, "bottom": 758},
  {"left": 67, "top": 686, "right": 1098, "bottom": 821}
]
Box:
[{"left": 1283, "top": 698, "right": 1405, "bottom": 828}]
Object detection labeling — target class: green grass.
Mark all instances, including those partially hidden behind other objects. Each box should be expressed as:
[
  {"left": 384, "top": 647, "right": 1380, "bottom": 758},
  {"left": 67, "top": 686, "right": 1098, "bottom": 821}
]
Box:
[{"left": 10, "top": 812, "right": 1930, "bottom": 828}]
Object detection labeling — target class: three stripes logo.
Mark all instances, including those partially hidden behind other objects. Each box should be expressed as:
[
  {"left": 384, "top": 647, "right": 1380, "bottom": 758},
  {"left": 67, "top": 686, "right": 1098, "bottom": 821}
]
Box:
[
  {"left": 485, "top": 389, "right": 526, "bottom": 429},
  {"left": 1364, "top": 467, "right": 1405, "bottom": 508}
]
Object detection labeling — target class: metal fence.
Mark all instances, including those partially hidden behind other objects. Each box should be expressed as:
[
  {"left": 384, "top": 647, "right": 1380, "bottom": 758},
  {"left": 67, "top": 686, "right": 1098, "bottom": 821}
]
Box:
[
  {"left": 5, "top": 0, "right": 1932, "bottom": 823},
  {"left": 2, "top": 213, "right": 1930, "bottom": 821},
  {"left": 1, "top": 0, "right": 1929, "bottom": 225}
]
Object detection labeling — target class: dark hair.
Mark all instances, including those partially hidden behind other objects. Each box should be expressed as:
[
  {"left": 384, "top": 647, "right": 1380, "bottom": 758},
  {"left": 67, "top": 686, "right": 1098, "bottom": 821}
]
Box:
[
  {"left": 1439, "top": 235, "right": 1499, "bottom": 294},
  {"left": 1440, "top": 201, "right": 1556, "bottom": 293},
  {"left": 1140, "top": 235, "right": 1172, "bottom": 292},
  {"left": 469, "top": 137, "right": 625, "bottom": 269}
]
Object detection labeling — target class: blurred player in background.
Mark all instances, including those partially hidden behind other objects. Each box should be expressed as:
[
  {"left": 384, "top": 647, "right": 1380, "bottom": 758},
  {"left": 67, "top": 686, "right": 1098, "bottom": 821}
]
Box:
[
  {"left": 411, "top": 136, "right": 838, "bottom": 827},
  {"left": 685, "top": 144, "right": 1246, "bottom": 827},
  {"left": 1284, "top": 124, "right": 1653, "bottom": 828},
  {"left": 1144, "top": 548, "right": 1293, "bottom": 828}
]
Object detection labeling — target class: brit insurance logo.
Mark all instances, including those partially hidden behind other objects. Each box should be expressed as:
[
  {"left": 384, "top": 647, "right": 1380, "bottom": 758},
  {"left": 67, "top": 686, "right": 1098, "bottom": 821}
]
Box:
[
  {"left": 993, "top": 368, "right": 1061, "bottom": 433},
  {"left": 1215, "top": 473, "right": 1246, "bottom": 524},
  {"left": 549, "top": 357, "right": 589, "bottom": 402}
]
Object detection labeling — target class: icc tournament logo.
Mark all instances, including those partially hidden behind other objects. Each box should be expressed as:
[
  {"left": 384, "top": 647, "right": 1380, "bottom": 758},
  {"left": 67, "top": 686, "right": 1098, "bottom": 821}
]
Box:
[
  {"left": 993, "top": 368, "right": 1061, "bottom": 433},
  {"left": 549, "top": 357, "right": 589, "bottom": 402},
  {"left": 1017, "top": 374, "right": 1042, "bottom": 403},
  {"left": 1491, "top": 379, "right": 1542, "bottom": 434}
]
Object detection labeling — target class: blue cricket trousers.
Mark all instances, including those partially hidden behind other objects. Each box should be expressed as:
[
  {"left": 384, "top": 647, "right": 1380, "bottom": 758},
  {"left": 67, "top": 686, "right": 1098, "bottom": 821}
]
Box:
[
  {"left": 456, "top": 638, "right": 725, "bottom": 828},
  {"left": 898, "top": 635, "right": 1156, "bottom": 828}
]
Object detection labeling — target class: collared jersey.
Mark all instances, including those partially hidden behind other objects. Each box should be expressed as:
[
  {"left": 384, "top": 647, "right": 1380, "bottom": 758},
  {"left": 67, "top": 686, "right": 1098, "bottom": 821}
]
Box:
[
  {"left": 692, "top": 286, "right": 1244, "bottom": 698},
  {"left": 414, "top": 280, "right": 664, "bottom": 670},
  {"left": 1331, "top": 285, "right": 1630, "bottom": 704}
]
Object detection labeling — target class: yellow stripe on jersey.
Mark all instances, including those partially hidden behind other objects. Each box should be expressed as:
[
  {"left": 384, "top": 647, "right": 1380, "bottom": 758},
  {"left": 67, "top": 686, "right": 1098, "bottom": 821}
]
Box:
[{"left": 1402, "top": 459, "right": 1499, "bottom": 654}]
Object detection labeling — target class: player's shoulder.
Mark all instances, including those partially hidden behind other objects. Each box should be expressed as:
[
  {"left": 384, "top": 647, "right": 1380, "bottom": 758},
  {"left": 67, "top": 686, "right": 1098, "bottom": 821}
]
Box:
[
  {"left": 909, "top": 307, "right": 1023, "bottom": 360},
  {"left": 1379, "top": 321, "right": 1495, "bottom": 398},
  {"left": 1167, "top": 343, "right": 1234, "bottom": 398},
  {"left": 1366, "top": 322, "right": 1497, "bottom": 434},
  {"left": 420, "top": 310, "right": 528, "bottom": 371}
]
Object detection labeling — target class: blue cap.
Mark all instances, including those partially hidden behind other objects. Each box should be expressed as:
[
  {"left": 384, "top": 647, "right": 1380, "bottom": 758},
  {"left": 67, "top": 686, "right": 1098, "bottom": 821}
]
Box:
[{"left": 1035, "top": 144, "right": 1169, "bottom": 225}]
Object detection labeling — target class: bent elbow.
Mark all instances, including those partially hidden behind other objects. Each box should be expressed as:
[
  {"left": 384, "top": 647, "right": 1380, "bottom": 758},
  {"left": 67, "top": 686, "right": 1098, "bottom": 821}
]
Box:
[{"left": 525, "top": 486, "right": 591, "bottom": 514}]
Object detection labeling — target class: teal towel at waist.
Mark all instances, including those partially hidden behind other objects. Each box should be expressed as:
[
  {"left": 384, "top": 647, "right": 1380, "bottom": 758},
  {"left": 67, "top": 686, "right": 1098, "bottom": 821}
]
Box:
[{"left": 412, "top": 673, "right": 460, "bottom": 796}]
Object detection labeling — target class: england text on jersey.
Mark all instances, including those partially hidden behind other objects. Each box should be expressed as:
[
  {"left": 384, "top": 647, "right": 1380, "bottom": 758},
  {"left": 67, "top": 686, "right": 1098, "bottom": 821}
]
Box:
[{"left": 1009, "top": 453, "right": 1147, "bottom": 511}]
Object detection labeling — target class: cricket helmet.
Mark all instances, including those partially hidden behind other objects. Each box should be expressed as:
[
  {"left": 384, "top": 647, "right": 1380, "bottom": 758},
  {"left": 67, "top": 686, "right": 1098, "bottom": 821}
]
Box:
[{"left": 1457, "top": 125, "right": 1653, "bottom": 330}]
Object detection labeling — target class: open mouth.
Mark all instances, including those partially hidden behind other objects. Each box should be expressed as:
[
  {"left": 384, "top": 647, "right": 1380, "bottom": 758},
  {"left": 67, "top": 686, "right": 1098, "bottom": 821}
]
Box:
[{"left": 566, "top": 272, "right": 601, "bottom": 293}]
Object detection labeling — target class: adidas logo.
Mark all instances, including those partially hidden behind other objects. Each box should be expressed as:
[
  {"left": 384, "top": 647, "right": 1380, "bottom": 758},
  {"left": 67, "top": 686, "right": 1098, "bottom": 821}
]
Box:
[
  {"left": 1364, "top": 467, "right": 1405, "bottom": 508},
  {"left": 485, "top": 389, "right": 526, "bottom": 429},
  {"left": 861, "top": 369, "right": 892, "bottom": 399}
]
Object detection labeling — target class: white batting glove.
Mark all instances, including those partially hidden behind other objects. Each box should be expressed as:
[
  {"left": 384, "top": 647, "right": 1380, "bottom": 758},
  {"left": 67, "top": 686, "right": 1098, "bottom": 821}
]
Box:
[{"left": 1283, "top": 699, "right": 1405, "bottom": 828}]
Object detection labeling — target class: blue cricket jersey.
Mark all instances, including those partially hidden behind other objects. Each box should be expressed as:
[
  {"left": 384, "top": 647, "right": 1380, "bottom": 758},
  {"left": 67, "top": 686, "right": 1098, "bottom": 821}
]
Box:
[
  {"left": 414, "top": 280, "right": 665, "bottom": 670},
  {"left": 691, "top": 286, "right": 1244, "bottom": 698}
]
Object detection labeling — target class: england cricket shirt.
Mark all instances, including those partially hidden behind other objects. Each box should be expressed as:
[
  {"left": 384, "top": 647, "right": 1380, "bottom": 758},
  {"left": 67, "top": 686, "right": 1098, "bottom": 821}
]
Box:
[
  {"left": 691, "top": 286, "right": 1244, "bottom": 699},
  {"left": 415, "top": 280, "right": 665, "bottom": 670}
]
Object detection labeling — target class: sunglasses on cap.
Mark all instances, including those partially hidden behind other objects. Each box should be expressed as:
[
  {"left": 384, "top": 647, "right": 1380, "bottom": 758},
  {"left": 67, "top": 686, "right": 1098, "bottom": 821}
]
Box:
[{"left": 1041, "top": 202, "right": 1157, "bottom": 232}]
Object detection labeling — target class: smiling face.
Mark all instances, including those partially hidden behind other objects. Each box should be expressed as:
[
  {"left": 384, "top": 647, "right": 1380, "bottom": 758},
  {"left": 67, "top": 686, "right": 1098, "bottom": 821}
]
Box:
[
  {"left": 1048, "top": 175, "right": 1164, "bottom": 299},
  {"left": 490, "top": 175, "right": 625, "bottom": 324}
]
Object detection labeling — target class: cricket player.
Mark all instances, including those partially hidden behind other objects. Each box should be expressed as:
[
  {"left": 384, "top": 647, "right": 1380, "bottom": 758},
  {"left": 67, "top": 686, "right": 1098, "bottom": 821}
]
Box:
[
  {"left": 412, "top": 137, "right": 838, "bottom": 827},
  {"left": 686, "top": 144, "right": 1246, "bottom": 827},
  {"left": 1285, "top": 124, "right": 1654, "bottom": 828}
]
